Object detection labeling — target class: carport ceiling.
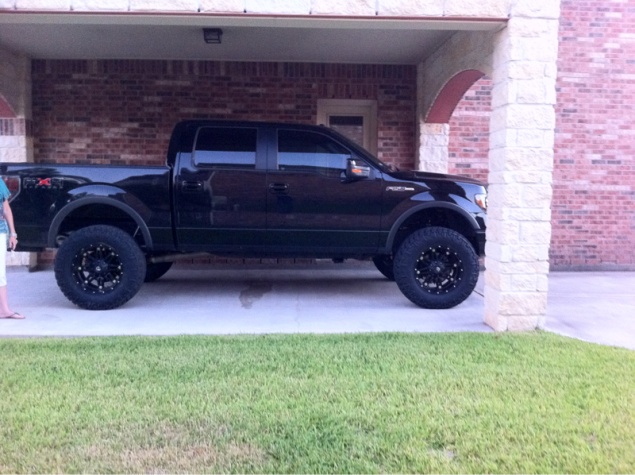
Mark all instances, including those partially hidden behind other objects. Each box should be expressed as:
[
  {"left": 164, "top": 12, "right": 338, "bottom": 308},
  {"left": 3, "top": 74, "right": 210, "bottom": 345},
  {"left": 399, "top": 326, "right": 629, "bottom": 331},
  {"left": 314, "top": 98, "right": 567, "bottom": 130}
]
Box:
[{"left": 0, "top": 13, "right": 504, "bottom": 64}]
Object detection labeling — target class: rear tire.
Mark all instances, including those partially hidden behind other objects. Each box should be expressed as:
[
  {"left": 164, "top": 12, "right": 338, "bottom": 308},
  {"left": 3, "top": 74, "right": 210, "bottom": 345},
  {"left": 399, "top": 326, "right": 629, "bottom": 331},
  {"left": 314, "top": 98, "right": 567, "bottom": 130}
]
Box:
[
  {"left": 54, "top": 225, "right": 146, "bottom": 310},
  {"left": 393, "top": 227, "right": 479, "bottom": 309}
]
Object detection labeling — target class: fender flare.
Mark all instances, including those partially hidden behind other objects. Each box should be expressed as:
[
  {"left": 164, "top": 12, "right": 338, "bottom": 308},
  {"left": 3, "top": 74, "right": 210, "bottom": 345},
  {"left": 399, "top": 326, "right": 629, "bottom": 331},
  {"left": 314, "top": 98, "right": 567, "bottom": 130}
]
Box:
[
  {"left": 47, "top": 195, "right": 153, "bottom": 249},
  {"left": 385, "top": 201, "right": 480, "bottom": 252}
]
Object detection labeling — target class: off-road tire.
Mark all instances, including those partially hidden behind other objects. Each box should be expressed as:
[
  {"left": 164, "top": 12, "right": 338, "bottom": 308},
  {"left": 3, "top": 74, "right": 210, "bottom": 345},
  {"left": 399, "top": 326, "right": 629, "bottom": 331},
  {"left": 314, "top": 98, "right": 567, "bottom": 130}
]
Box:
[
  {"left": 54, "top": 225, "right": 146, "bottom": 310},
  {"left": 393, "top": 227, "right": 479, "bottom": 309}
]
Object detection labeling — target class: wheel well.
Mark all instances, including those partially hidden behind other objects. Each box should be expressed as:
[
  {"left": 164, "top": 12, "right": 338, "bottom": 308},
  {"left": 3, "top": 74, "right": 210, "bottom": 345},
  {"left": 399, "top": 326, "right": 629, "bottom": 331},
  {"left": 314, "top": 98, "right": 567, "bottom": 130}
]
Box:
[
  {"left": 55, "top": 204, "right": 146, "bottom": 249},
  {"left": 391, "top": 208, "right": 479, "bottom": 254}
]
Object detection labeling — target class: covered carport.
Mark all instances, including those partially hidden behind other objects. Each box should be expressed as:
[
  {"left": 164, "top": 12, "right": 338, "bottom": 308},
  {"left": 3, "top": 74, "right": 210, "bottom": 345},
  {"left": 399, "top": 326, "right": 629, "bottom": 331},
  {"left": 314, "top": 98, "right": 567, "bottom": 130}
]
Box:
[{"left": 0, "top": 0, "right": 561, "bottom": 331}]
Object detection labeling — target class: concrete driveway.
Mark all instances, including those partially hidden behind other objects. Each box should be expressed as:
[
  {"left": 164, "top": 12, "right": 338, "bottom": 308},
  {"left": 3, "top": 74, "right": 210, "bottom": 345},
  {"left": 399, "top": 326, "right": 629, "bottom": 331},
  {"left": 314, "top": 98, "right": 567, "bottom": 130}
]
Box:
[{"left": 1, "top": 262, "right": 634, "bottom": 350}]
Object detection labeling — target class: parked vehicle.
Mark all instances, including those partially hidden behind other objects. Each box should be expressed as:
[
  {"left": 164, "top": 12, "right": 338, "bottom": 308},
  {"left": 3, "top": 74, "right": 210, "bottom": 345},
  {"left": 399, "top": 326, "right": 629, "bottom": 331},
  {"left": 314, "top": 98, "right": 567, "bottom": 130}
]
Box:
[{"left": 1, "top": 120, "right": 487, "bottom": 310}]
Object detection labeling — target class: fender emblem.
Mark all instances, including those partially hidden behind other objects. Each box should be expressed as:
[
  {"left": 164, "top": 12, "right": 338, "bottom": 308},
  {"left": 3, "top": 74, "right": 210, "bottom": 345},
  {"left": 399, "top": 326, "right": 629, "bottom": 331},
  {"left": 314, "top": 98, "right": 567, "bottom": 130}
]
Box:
[
  {"left": 386, "top": 186, "right": 415, "bottom": 192},
  {"left": 23, "top": 177, "right": 63, "bottom": 189}
]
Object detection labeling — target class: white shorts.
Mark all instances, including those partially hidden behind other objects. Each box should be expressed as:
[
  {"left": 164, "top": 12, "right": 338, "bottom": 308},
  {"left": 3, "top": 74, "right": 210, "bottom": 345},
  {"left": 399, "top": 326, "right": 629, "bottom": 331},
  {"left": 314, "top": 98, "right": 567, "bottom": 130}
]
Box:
[{"left": 0, "top": 233, "right": 7, "bottom": 286}]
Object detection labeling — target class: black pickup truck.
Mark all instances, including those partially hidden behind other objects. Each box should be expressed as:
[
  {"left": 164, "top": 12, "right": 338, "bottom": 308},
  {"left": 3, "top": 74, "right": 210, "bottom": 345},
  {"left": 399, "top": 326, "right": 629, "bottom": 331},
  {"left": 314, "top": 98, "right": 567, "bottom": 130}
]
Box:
[{"left": 1, "top": 120, "right": 487, "bottom": 310}]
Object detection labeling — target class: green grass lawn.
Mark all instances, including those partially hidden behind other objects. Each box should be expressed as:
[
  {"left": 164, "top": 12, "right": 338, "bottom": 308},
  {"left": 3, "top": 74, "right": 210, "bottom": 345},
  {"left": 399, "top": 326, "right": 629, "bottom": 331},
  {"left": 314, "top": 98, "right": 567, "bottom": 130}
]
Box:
[{"left": 0, "top": 332, "right": 633, "bottom": 474}]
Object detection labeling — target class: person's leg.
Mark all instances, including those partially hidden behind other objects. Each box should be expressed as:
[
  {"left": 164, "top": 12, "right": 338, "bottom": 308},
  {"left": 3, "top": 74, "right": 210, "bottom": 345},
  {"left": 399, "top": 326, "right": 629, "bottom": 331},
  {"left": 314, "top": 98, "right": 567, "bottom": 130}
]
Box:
[
  {"left": 0, "top": 234, "right": 11, "bottom": 316},
  {"left": 0, "top": 284, "right": 12, "bottom": 316},
  {"left": 0, "top": 233, "right": 21, "bottom": 318}
]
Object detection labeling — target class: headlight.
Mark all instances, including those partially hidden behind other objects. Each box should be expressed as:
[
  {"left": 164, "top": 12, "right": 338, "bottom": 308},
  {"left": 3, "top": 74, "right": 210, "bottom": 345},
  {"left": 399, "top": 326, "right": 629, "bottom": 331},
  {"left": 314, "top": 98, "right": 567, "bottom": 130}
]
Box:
[{"left": 474, "top": 193, "right": 487, "bottom": 212}]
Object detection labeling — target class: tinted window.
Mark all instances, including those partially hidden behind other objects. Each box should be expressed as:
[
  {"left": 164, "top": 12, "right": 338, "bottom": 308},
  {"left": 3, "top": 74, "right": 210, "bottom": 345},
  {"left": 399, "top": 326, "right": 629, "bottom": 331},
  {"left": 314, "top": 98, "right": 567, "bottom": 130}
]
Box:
[
  {"left": 278, "top": 130, "right": 350, "bottom": 176},
  {"left": 194, "top": 127, "right": 257, "bottom": 168}
]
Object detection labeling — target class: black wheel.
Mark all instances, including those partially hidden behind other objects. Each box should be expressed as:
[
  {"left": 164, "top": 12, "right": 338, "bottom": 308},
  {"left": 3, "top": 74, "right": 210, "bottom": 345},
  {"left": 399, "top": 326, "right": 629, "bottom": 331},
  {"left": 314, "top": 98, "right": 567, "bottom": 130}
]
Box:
[
  {"left": 393, "top": 227, "right": 479, "bottom": 309},
  {"left": 372, "top": 255, "right": 395, "bottom": 281},
  {"left": 144, "top": 260, "right": 173, "bottom": 282},
  {"left": 54, "top": 225, "right": 146, "bottom": 310}
]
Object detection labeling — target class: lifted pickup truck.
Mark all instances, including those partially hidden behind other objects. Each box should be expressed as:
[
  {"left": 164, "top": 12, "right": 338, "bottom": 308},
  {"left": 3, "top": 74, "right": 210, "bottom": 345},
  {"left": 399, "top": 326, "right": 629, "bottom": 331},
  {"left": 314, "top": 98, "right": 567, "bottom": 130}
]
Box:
[{"left": 1, "top": 120, "right": 487, "bottom": 310}]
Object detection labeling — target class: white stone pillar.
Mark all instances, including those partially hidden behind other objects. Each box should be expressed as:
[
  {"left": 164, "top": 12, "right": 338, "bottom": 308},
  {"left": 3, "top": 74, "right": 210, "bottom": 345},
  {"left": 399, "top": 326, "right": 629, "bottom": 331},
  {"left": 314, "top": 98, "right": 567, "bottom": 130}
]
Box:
[
  {"left": 416, "top": 61, "right": 450, "bottom": 174},
  {"left": 483, "top": 0, "right": 560, "bottom": 331},
  {"left": 0, "top": 46, "right": 35, "bottom": 268},
  {"left": 417, "top": 123, "right": 449, "bottom": 173}
]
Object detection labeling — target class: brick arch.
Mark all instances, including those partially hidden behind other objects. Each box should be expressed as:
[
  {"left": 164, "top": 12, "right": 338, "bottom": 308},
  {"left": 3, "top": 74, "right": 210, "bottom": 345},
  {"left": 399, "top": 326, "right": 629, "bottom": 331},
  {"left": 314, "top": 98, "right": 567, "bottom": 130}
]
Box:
[
  {"left": 425, "top": 69, "right": 485, "bottom": 124},
  {"left": 0, "top": 95, "right": 17, "bottom": 118}
]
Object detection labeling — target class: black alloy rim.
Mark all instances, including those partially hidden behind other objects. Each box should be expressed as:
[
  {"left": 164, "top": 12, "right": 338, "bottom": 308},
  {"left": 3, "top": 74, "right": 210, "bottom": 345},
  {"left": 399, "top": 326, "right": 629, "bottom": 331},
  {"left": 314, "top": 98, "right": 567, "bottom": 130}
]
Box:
[
  {"left": 71, "top": 243, "right": 123, "bottom": 294},
  {"left": 414, "top": 245, "right": 463, "bottom": 294}
]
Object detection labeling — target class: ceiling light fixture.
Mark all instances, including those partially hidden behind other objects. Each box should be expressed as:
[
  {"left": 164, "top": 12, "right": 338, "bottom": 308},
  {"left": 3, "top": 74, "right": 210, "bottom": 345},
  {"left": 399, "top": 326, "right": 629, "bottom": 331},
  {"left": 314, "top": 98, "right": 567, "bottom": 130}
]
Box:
[{"left": 203, "top": 28, "right": 223, "bottom": 44}]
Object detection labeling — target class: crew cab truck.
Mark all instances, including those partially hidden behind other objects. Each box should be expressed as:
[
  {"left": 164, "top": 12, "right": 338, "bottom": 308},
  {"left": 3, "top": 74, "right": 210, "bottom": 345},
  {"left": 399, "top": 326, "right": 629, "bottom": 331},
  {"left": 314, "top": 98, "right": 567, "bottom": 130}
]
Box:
[{"left": 1, "top": 120, "right": 487, "bottom": 311}]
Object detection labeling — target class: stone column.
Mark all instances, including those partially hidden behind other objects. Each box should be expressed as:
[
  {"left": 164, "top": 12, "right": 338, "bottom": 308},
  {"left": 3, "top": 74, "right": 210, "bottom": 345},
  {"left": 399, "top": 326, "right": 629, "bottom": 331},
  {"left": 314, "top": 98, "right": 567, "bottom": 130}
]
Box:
[
  {"left": 417, "top": 123, "right": 450, "bottom": 173},
  {"left": 483, "top": 0, "right": 560, "bottom": 331},
  {"left": 0, "top": 46, "right": 35, "bottom": 268},
  {"left": 416, "top": 62, "right": 450, "bottom": 174}
]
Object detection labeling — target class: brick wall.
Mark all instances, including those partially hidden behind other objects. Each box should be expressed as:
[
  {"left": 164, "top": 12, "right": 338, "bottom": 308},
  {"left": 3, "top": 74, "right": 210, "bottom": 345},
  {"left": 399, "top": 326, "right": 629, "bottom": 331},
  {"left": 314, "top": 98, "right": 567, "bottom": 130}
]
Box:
[
  {"left": 31, "top": 60, "right": 416, "bottom": 169},
  {"left": 551, "top": 0, "right": 635, "bottom": 270},
  {"left": 448, "top": 77, "right": 491, "bottom": 184},
  {"left": 448, "top": 0, "right": 635, "bottom": 270}
]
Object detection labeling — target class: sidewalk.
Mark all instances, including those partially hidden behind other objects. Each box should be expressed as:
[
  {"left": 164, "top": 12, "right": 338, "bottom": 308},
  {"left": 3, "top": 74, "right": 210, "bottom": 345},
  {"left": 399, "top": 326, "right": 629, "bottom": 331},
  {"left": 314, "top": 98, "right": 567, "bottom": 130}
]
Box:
[
  {"left": 1, "top": 263, "right": 633, "bottom": 350},
  {"left": 544, "top": 271, "right": 635, "bottom": 350}
]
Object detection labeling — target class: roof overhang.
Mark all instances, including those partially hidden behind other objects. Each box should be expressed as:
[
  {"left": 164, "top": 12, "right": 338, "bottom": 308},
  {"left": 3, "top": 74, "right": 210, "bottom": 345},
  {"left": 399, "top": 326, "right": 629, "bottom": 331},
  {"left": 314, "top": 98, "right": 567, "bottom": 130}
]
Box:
[{"left": 0, "top": 11, "right": 506, "bottom": 64}]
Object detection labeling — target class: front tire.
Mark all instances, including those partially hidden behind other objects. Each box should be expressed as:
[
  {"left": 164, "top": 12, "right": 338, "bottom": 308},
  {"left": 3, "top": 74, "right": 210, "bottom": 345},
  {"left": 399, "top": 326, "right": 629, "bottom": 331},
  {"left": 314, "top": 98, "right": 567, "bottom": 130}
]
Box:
[
  {"left": 54, "top": 225, "right": 146, "bottom": 310},
  {"left": 393, "top": 227, "right": 479, "bottom": 309}
]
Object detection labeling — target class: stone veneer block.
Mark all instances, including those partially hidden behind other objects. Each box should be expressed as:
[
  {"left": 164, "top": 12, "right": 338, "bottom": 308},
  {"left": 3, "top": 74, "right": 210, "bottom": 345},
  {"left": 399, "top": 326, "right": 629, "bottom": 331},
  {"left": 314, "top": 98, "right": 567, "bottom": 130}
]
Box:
[
  {"left": 506, "top": 314, "right": 545, "bottom": 331},
  {"left": 484, "top": 288, "right": 548, "bottom": 317},
  {"left": 15, "top": 0, "right": 70, "bottom": 9},
  {"left": 444, "top": 0, "right": 510, "bottom": 17},
  {"left": 199, "top": 0, "right": 244, "bottom": 12},
  {"left": 310, "top": 0, "right": 375, "bottom": 16},
  {"left": 245, "top": 0, "right": 310, "bottom": 14},
  {"left": 490, "top": 103, "right": 555, "bottom": 130},
  {"left": 489, "top": 147, "right": 554, "bottom": 172},
  {"left": 418, "top": 123, "right": 449, "bottom": 172},
  {"left": 483, "top": 288, "right": 506, "bottom": 331},
  {"left": 71, "top": 0, "right": 129, "bottom": 10},
  {"left": 0, "top": 147, "right": 28, "bottom": 162},
  {"left": 376, "top": 0, "right": 443, "bottom": 16},
  {"left": 129, "top": 0, "right": 198, "bottom": 12},
  {"left": 508, "top": 16, "right": 559, "bottom": 38},
  {"left": 511, "top": 0, "right": 560, "bottom": 19}
]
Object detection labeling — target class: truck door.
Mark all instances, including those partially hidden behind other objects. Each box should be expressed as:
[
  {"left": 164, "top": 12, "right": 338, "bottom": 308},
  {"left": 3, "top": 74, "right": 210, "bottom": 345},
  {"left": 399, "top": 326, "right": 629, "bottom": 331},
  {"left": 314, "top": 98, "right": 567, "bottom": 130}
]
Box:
[
  {"left": 266, "top": 128, "right": 384, "bottom": 253},
  {"left": 174, "top": 126, "right": 268, "bottom": 251}
]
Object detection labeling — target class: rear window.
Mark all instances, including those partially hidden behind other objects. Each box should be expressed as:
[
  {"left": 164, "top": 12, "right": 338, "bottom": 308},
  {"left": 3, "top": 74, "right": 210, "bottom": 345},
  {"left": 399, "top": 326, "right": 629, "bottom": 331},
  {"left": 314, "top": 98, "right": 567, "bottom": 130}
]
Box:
[{"left": 193, "top": 127, "right": 257, "bottom": 168}]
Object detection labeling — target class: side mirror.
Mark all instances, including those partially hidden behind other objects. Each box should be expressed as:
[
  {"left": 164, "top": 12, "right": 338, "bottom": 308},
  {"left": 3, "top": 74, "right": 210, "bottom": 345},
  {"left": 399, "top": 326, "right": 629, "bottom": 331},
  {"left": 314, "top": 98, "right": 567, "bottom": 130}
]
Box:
[{"left": 345, "top": 159, "right": 371, "bottom": 180}]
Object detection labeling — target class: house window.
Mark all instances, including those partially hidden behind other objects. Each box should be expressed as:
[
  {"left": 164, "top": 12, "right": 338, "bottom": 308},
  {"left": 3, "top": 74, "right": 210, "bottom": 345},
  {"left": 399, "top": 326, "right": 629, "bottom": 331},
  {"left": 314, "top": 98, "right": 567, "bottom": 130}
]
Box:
[{"left": 317, "top": 99, "right": 378, "bottom": 155}]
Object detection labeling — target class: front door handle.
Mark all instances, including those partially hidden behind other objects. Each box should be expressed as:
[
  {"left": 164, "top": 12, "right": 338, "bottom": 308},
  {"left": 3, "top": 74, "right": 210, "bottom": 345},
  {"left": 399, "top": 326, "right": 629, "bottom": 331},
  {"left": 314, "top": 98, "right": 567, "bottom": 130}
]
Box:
[{"left": 269, "top": 183, "right": 289, "bottom": 194}]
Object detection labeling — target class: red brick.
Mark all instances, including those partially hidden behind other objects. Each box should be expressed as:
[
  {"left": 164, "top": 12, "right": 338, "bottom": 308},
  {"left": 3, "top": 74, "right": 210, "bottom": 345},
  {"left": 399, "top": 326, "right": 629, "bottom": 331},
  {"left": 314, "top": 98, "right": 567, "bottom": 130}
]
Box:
[{"left": 32, "top": 60, "right": 416, "bottom": 167}]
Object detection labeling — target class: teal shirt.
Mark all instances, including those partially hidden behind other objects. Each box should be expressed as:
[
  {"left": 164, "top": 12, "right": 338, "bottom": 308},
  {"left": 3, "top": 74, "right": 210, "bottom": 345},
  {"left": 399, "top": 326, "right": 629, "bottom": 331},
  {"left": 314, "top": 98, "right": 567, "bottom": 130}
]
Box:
[{"left": 0, "top": 179, "right": 10, "bottom": 235}]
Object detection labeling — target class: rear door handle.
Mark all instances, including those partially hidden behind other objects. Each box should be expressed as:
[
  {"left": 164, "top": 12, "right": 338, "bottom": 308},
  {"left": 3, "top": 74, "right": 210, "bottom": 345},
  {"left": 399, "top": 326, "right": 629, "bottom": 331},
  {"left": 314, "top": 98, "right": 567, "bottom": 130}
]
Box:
[{"left": 269, "top": 183, "right": 289, "bottom": 194}]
